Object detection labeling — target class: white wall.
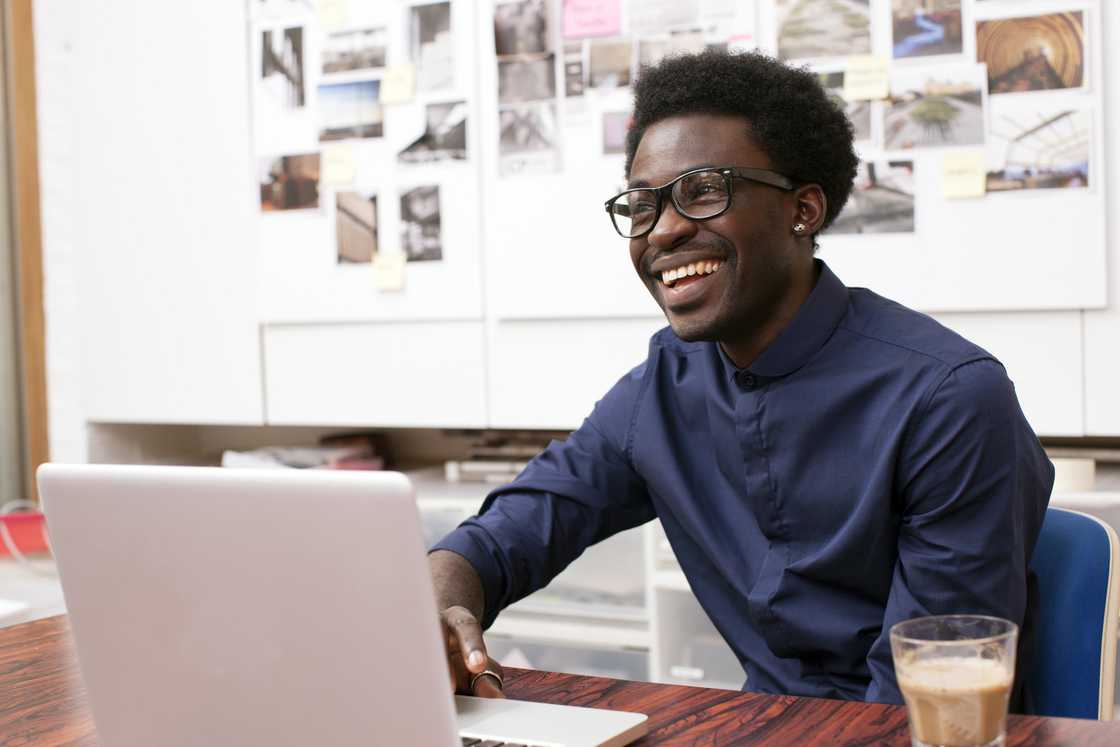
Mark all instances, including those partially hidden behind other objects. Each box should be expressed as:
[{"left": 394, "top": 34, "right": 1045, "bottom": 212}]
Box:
[
  {"left": 34, "top": 0, "right": 84, "bottom": 462},
  {"left": 1084, "top": 2, "right": 1120, "bottom": 434},
  {"left": 32, "top": 0, "right": 1120, "bottom": 450}
]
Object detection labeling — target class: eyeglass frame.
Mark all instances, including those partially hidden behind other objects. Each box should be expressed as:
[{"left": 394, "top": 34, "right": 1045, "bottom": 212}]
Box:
[{"left": 603, "top": 166, "right": 798, "bottom": 239}]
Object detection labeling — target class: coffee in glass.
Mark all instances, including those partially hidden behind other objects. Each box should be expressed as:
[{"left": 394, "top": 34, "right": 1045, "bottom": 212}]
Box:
[{"left": 890, "top": 615, "right": 1018, "bottom": 747}]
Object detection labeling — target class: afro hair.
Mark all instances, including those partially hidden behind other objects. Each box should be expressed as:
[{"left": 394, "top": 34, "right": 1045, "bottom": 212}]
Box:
[{"left": 625, "top": 50, "right": 859, "bottom": 231}]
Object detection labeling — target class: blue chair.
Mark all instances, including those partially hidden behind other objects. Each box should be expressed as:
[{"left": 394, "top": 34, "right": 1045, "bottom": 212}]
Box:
[{"left": 1028, "top": 507, "right": 1119, "bottom": 719}]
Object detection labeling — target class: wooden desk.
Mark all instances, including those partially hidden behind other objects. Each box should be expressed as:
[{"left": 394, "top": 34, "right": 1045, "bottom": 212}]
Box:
[{"left": 3, "top": 616, "right": 1119, "bottom": 746}]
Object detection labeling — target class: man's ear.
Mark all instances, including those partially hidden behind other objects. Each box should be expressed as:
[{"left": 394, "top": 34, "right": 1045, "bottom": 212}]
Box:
[{"left": 794, "top": 184, "right": 827, "bottom": 234}]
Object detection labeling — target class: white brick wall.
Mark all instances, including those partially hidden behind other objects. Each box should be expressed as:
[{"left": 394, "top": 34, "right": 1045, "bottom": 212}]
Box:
[{"left": 34, "top": 0, "right": 86, "bottom": 463}]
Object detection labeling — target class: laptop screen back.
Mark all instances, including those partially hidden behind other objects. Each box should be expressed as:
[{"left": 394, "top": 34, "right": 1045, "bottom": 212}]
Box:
[{"left": 38, "top": 464, "right": 460, "bottom": 747}]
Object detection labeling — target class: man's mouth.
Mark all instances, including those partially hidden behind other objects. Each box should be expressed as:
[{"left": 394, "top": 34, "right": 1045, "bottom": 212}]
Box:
[{"left": 659, "top": 260, "right": 723, "bottom": 288}]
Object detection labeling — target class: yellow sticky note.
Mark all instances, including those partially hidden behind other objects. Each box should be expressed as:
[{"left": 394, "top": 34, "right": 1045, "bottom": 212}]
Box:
[
  {"left": 318, "top": 0, "right": 347, "bottom": 30},
  {"left": 942, "top": 151, "right": 987, "bottom": 199},
  {"left": 379, "top": 65, "right": 416, "bottom": 105},
  {"left": 372, "top": 251, "right": 407, "bottom": 291},
  {"left": 843, "top": 56, "right": 889, "bottom": 101},
  {"left": 321, "top": 145, "right": 356, "bottom": 186}
]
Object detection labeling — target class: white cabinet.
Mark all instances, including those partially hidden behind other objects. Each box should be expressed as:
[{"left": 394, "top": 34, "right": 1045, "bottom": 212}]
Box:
[
  {"left": 263, "top": 322, "right": 488, "bottom": 428},
  {"left": 74, "top": 1, "right": 263, "bottom": 424},
  {"left": 487, "top": 318, "right": 665, "bottom": 429}
]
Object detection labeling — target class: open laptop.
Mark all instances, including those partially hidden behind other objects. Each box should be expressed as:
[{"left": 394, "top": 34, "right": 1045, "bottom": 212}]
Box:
[{"left": 37, "top": 463, "right": 648, "bottom": 747}]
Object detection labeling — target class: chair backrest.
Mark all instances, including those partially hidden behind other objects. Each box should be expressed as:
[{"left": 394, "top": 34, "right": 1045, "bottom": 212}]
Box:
[{"left": 1028, "top": 507, "right": 1119, "bottom": 719}]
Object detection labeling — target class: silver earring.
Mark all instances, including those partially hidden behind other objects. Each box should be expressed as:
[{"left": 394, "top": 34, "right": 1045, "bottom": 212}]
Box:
[{"left": 793, "top": 223, "right": 807, "bottom": 234}]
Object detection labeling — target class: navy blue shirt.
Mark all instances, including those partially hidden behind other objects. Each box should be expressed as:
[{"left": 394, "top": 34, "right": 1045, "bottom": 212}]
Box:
[{"left": 435, "top": 260, "right": 1053, "bottom": 704}]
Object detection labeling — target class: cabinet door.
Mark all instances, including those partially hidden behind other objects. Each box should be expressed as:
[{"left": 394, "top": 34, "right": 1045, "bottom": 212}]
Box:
[
  {"left": 75, "top": 1, "right": 262, "bottom": 423},
  {"left": 263, "top": 321, "right": 487, "bottom": 427},
  {"left": 488, "top": 318, "right": 665, "bottom": 429}
]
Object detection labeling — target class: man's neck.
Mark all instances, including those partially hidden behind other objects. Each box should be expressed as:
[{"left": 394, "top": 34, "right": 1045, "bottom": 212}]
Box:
[{"left": 719, "top": 260, "right": 820, "bottom": 369}]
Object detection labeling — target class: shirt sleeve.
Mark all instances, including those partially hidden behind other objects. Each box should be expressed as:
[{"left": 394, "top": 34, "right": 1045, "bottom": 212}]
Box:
[
  {"left": 431, "top": 364, "right": 656, "bottom": 629},
  {"left": 864, "top": 358, "right": 1053, "bottom": 704}
]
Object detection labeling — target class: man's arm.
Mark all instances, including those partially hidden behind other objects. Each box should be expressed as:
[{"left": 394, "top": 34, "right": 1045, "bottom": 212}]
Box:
[
  {"left": 429, "top": 363, "right": 656, "bottom": 694},
  {"left": 864, "top": 359, "right": 1053, "bottom": 704}
]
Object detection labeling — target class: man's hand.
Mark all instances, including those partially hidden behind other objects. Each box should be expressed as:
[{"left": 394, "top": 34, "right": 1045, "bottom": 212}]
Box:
[
  {"left": 429, "top": 550, "right": 504, "bottom": 698},
  {"left": 440, "top": 605, "right": 505, "bottom": 698}
]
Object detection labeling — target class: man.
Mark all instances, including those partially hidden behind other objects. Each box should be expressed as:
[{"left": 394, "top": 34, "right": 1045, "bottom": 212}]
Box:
[{"left": 430, "top": 51, "right": 1053, "bottom": 706}]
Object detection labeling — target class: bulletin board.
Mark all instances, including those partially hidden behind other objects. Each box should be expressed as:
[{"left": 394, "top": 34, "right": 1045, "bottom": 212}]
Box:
[
  {"left": 247, "top": 0, "right": 1107, "bottom": 323},
  {"left": 249, "top": 0, "right": 486, "bottom": 323}
]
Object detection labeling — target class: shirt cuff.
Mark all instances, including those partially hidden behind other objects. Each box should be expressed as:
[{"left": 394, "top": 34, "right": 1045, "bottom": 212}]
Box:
[{"left": 430, "top": 522, "right": 507, "bottom": 630}]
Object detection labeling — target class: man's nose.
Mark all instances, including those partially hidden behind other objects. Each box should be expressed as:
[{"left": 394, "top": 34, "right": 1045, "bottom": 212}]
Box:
[{"left": 647, "top": 200, "right": 698, "bottom": 251}]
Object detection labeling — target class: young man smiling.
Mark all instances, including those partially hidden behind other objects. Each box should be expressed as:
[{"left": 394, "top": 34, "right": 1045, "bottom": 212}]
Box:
[{"left": 430, "top": 51, "right": 1053, "bottom": 707}]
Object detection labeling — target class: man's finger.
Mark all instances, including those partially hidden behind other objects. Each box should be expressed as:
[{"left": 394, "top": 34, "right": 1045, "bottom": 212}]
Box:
[
  {"left": 471, "top": 672, "right": 506, "bottom": 699},
  {"left": 444, "top": 606, "right": 488, "bottom": 673}
]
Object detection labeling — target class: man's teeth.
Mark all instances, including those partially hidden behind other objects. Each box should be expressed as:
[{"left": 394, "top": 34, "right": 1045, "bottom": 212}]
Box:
[{"left": 661, "top": 261, "right": 722, "bottom": 286}]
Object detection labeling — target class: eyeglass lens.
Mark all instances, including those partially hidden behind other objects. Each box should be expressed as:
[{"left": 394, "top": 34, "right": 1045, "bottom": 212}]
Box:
[{"left": 610, "top": 170, "right": 731, "bottom": 238}]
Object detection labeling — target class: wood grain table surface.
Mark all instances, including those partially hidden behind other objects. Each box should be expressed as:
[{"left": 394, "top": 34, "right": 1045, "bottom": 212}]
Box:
[{"left": 3, "top": 615, "right": 1119, "bottom": 746}]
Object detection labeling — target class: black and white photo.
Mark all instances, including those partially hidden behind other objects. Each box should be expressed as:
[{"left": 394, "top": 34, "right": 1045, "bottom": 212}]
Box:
[
  {"left": 400, "top": 185, "right": 443, "bottom": 261},
  {"left": 494, "top": 0, "right": 551, "bottom": 56},
  {"left": 411, "top": 2, "right": 454, "bottom": 90},
  {"left": 498, "top": 55, "right": 557, "bottom": 104},
  {"left": 322, "top": 27, "right": 388, "bottom": 74},
  {"left": 399, "top": 101, "right": 469, "bottom": 163},
  {"left": 261, "top": 27, "right": 306, "bottom": 109}
]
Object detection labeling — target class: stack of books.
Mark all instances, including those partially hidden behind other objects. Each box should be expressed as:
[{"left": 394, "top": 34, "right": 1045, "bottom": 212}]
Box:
[{"left": 443, "top": 432, "right": 557, "bottom": 484}]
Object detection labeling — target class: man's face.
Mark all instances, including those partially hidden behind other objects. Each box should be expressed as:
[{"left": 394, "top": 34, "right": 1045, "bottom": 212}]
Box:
[{"left": 627, "top": 114, "right": 808, "bottom": 344}]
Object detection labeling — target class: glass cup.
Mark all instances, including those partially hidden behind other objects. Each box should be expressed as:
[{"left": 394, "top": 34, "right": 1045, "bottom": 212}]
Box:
[{"left": 890, "top": 615, "right": 1018, "bottom": 747}]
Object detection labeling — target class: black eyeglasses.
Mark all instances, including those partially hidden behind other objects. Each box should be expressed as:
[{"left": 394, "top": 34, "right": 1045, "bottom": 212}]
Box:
[{"left": 604, "top": 166, "right": 796, "bottom": 239}]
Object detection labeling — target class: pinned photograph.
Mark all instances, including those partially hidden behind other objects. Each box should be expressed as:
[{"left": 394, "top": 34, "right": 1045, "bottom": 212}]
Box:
[
  {"left": 892, "top": 0, "right": 963, "bottom": 59},
  {"left": 819, "top": 72, "right": 872, "bottom": 143},
  {"left": 322, "top": 27, "right": 388, "bottom": 74},
  {"left": 827, "top": 160, "right": 915, "bottom": 234},
  {"left": 318, "top": 80, "right": 383, "bottom": 141},
  {"left": 259, "top": 153, "right": 320, "bottom": 212},
  {"left": 884, "top": 65, "right": 986, "bottom": 150},
  {"left": 498, "top": 55, "right": 557, "bottom": 104},
  {"left": 986, "top": 107, "right": 1089, "bottom": 192},
  {"left": 411, "top": 2, "right": 454, "bottom": 90},
  {"left": 400, "top": 185, "right": 443, "bottom": 262},
  {"left": 499, "top": 102, "right": 559, "bottom": 176},
  {"left": 669, "top": 29, "right": 706, "bottom": 56},
  {"left": 336, "top": 191, "right": 378, "bottom": 263},
  {"left": 589, "top": 38, "right": 632, "bottom": 88},
  {"left": 494, "top": 0, "right": 551, "bottom": 56},
  {"left": 602, "top": 111, "right": 630, "bottom": 155},
  {"left": 564, "top": 41, "right": 586, "bottom": 97},
  {"left": 976, "top": 12, "right": 1084, "bottom": 94},
  {"left": 398, "top": 101, "right": 468, "bottom": 163},
  {"left": 260, "top": 27, "right": 306, "bottom": 109},
  {"left": 776, "top": 0, "right": 870, "bottom": 61}
]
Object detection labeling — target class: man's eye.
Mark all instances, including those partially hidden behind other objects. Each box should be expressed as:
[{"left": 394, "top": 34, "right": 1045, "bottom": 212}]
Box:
[
  {"left": 631, "top": 201, "right": 657, "bottom": 214},
  {"left": 687, "top": 184, "right": 725, "bottom": 201}
]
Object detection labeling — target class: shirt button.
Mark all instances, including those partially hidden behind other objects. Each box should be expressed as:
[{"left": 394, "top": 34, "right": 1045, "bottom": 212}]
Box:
[{"left": 738, "top": 372, "right": 756, "bottom": 389}]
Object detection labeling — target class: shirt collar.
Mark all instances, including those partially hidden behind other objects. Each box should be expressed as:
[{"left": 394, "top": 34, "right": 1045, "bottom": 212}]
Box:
[{"left": 718, "top": 259, "right": 849, "bottom": 382}]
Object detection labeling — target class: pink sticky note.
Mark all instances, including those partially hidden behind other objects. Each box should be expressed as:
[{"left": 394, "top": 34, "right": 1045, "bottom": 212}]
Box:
[{"left": 563, "top": 0, "right": 622, "bottom": 39}]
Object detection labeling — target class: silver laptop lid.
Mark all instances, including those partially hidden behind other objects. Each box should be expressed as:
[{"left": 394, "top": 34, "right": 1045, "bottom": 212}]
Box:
[{"left": 38, "top": 463, "right": 460, "bottom": 747}]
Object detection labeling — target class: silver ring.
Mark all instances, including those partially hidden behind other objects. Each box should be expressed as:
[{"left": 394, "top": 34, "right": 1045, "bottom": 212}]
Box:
[{"left": 470, "top": 668, "right": 504, "bottom": 692}]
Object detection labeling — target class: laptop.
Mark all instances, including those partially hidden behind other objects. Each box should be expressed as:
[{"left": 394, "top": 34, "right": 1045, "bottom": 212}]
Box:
[{"left": 37, "top": 463, "right": 648, "bottom": 747}]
